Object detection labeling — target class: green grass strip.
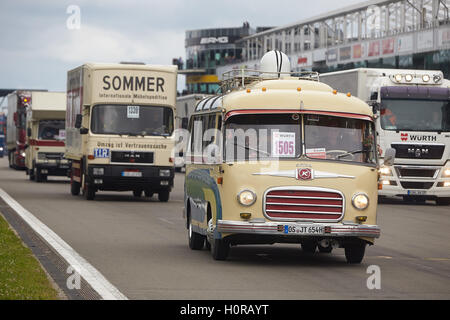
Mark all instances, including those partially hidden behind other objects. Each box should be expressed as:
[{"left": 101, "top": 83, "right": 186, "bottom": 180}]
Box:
[{"left": 0, "top": 213, "right": 60, "bottom": 300}]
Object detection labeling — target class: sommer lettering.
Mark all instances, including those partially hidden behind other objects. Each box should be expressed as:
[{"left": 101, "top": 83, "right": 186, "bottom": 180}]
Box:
[{"left": 102, "top": 75, "right": 165, "bottom": 92}]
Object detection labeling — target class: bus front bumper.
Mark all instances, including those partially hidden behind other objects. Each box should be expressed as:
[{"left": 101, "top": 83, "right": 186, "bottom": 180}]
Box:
[{"left": 216, "top": 220, "right": 380, "bottom": 239}]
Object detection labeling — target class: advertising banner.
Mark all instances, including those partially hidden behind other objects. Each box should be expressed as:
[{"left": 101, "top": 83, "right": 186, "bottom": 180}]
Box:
[
  {"left": 368, "top": 40, "right": 380, "bottom": 57},
  {"left": 382, "top": 38, "right": 395, "bottom": 55}
]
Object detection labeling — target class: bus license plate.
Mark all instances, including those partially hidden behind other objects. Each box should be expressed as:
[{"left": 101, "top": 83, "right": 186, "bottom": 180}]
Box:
[
  {"left": 283, "top": 225, "right": 324, "bottom": 235},
  {"left": 121, "top": 171, "right": 142, "bottom": 177}
]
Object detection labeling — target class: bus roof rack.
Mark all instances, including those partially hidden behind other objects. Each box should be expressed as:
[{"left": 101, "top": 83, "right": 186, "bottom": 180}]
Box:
[{"left": 220, "top": 69, "right": 320, "bottom": 93}]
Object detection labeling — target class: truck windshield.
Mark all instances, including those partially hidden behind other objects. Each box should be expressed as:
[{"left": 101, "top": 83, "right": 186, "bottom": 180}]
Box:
[
  {"left": 38, "top": 120, "right": 65, "bottom": 140},
  {"left": 380, "top": 99, "right": 450, "bottom": 132},
  {"left": 224, "top": 113, "right": 301, "bottom": 161},
  {"left": 304, "top": 115, "right": 377, "bottom": 164},
  {"left": 91, "top": 104, "right": 174, "bottom": 136}
]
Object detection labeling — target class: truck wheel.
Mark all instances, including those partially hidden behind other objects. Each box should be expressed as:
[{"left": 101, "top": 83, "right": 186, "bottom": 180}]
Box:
[
  {"left": 188, "top": 217, "right": 205, "bottom": 250},
  {"left": 158, "top": 190, "right": 170, "bottom": 202},
  {"left": 301, "top": 240, "right": 317, "bottom": 253},
  {"left": 211, "top": 238, "right": 230, "bottom": 260},
  {"left": 345, "top": 242, "right": 366, "bottom": 264},
  {"left": 133, "top": 189, "right": 143, "bottom": 197},
  {"left": 29, "top": 167, "right": 35, "bottom": 181},
  {"left": 84, "top": 184, "right": 95, "bottom": 200},
  {"left": 436, "top": 197, "right": 450, "bottom": 206},
  {"left": 144, "top": 190, "right": 153, "bottom": 198},
  {"left": 36, "top": 169, "right": 44, "bottom": 182},
  {"left": 71, "top": 180, "right": 80, "bottom": 196},
  {"left": 318, "top": 244, "right": 333, "bottom": 253}
]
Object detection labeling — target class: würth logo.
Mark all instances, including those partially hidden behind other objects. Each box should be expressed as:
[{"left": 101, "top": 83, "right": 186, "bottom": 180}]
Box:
[
  {"left": 400, "top": 133, "right": 408, "bottom": 141},
  {"left": 297, "top": 168, "right": 312, "bottom": 180}
]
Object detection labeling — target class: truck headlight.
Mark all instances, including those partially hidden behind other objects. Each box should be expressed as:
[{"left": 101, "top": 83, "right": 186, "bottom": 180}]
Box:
[
  {"left": 93, "top": 167, "right": 104, "bottom": 175},
  {"left": 159, "top": 169, "right": 171, "bottom": 177},
  {"left": 237, "top": 189, "right": 256, "bottom": 206},
  {"left": 443, "top": 168, "right": 450, "bottom": 177},
  {"left": 352, "top": 193, "right": 369, "bottom": 210},
  {"left": 20, "top": 152, "right": 26, "bottom": 158}
]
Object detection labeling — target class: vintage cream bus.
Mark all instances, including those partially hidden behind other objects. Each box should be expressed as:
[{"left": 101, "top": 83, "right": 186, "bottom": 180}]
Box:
[
  {"left": 66, "top": 62, "right": 177, "bottom": 201},
  {"left": 184, "top": 51, "right": 395, "bottom": 263}
]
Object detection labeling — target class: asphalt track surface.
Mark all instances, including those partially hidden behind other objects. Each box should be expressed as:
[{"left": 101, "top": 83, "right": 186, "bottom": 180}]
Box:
[{"left": 0, "top": 158, "right": 449, "bottom": 299}]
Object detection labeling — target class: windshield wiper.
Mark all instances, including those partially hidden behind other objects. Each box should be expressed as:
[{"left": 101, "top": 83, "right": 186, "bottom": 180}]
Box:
[
  {"left": 233, "top": 141, "right": 271, "bottom": 156},
  {"left": 335, "top": 149, "right": 367, "bottom": 159}
]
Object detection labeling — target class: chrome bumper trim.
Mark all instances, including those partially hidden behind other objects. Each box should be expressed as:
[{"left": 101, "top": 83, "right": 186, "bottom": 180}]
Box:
[{"left": 217, "top": 220, "right": 380, "bottom": 238}]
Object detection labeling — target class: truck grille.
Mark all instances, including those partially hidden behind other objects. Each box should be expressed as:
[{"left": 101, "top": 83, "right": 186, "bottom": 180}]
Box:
[
  {"left": 395, "top": 167, "right": 437, "bottom": 178},
  {"left": 39, "top": 152, "right": 65, "bottom": 160},
  {"left": 264, "top": 188, "right": 344, "bottom": 222},
  {"left": 111, "top": 151, "right": 154, "bottom": 164},
  {"left": 391, "top": 144, "right": 444, "bottom": 159},
  {"left": 400, "top": 182, "right": 434, "bottom": 189}
]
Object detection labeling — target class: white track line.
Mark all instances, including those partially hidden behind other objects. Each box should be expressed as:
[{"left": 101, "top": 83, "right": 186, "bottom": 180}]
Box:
[{"left": 0, "top": 188, "right": 128, "bottom": 300}]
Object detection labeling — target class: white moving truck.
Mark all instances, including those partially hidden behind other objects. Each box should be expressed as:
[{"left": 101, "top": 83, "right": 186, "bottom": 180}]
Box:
[
  {"left": 320, "top": 68, "right": 450, "bottom": 205},
  {"left": 66, "top": 62, "right": 177, "bottom": 201},
  {"left": 25, "top": 91, "right": 68, "bottom": 182}
]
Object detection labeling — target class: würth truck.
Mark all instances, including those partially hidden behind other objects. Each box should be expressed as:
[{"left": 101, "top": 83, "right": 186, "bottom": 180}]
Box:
[
  {"left": 65, "top": 62, "right": 177, "bottom": 201},
  {"left": 7, "top": 91, "right": 32, "bottom": 169},
  {"left": 25, "top": 91, "right": 68, "bottom": 182},
  {"left": 320, "top": 68, "right": 450, "bottom": 205}
]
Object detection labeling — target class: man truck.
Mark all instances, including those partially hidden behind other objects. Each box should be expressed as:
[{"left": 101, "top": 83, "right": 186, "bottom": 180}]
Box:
[
  {"left": 25, "top": 91, "right": 68, "bottom": 182},
  {"left": 65, "top": 62, "right": 177, "bottom": 201},
  {"left": 320, "top": 68, "right": 450, "bottom": 205}
]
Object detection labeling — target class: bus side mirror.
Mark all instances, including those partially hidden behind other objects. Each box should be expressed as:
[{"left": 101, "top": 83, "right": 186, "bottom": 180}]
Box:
[
  {"left": 79, "top": 127, "right": 89, "bottom": 135},
  {"left": 383, "top": 148, "right": 396, "bottom": 166},
  {"left": 75, "top": 114, "right": 82, "bottom": 129},
  {"left": 27, "top": 128, "right": 31, "bottom": 137}
]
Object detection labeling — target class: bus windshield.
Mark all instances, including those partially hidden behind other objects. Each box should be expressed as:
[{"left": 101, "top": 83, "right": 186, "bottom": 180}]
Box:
[
  {"left": 224, "top": 113, "right": 301, "bottom": 161},
  {"left": 91, "top": 104, "right": 174, "bottom": 136},
  {"left": 304, "top": 115, "right": 377, "bottom": 164},
  {"left": 38, "top": 120, "right": 65, "bottom": 140},
  {"left": 380, "top": 99, "right": 450, "bottom": 132}
]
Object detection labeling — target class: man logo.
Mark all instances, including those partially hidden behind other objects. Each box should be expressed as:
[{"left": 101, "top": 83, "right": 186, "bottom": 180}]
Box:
[{"left": 297, "top": 168, "right": 312, "bottom": 180}]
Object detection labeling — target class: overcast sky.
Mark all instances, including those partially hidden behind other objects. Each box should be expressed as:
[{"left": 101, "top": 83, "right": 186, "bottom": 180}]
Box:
[{"left": 0, "top": 0, "right": 363, "bottom": 98}]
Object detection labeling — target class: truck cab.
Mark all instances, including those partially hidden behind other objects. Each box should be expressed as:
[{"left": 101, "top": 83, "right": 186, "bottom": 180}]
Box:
[{"left": 25, "top": 92, "right": 68, "bottom": 182}]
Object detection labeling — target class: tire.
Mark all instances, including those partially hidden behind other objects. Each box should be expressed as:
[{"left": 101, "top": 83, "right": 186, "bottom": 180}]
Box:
[
  {"left": 188, "top": 217, "right": 205, "bottom": 250},
  {"left": 211, "top": 238, "right": 230, "bottom": 261},
  {"left": 29, "top": 167, "right": 35, "bottom": 181},
  {"left": 345, "top": 242, "right": 366, "bottom": 264},
  {"left": 85, "top": 184, "right": 95, "bottom": 200},
  {"left": 318, "top": 244, "right": 333, "bottom": 253},
  {"left": 36, "top": 169, "right": 44, "bottom": 182},
  {"left": 436, "top": 197, "right": 450, "bottom": 206},
  {"left": 71, "top": 180, "right": 80, "bottom": 196},
  {"left": 158, "top": 190, "right": 170, "bottom": 202},
  {"left": 133, "top": 189, "right": 143, "bottom": 197},
  {"left": 301, "top": 240, "right": 317, "bottom": 254},
  {"left": 144, "top": 190, "right": 153, "bottom": 198}
]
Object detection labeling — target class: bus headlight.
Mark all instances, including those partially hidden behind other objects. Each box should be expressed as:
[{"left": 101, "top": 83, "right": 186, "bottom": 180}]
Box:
[
  {"left": 352, "top": 193, "right": 369, "bottom": 210},
  {"left": 379, "top": 166, "right": 392, "bottom": 176},
  {"left": 20, "top": 152, "right": 26, "bottom": 158},
  {"left": 237, "top": 189, "right": 256, "bottom": 206}
]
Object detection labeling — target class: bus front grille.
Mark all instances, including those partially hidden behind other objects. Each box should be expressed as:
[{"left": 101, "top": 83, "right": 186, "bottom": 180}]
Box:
[{"left": 264, "top": 188, "right": 344, "bottom": 222}]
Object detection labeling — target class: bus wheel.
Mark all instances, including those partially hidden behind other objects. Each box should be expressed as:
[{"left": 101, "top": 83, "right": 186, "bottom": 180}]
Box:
[
  {"left": 211, "top": 238, "right": 230, "bottom": 260},
  {"left": 71, "top": 180, "right": 80, "bottom": 196},
  {"left": 158, "top": 190, "right": 170, "bottom": 202},
  {"left": 36, "top": 169, "right": 46, "bottom": 183},
  {"left": 344, "top": 241, "right": 366, "bottom": 264},
  {"left": 188, "top": 217, "right": 205, "bottom": 250}
]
